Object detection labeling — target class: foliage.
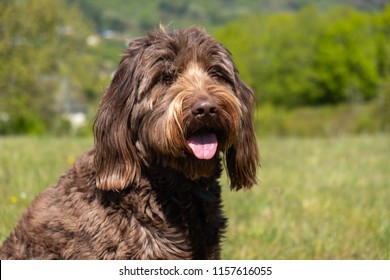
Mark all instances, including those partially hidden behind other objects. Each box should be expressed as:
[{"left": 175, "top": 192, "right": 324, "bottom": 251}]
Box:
[
  {"left": 215, "top": 5, "right": 390, "bottom": 107},
  {"left": 0, "top": 0, "right": 102, "bottom": 135},
  {"left": 256, "top": 102, "right": 389, "bottom": 137},
  {"left": 1, "top": 1, "right": 390, "bottom": 135}
]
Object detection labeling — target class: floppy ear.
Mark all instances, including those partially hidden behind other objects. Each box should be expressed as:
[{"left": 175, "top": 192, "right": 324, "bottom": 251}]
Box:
[
  {"left": 226, "top": 73, "right": 260, "bottom": 191},
  {"left": 93, "top": 39, "right": 146, "bottom": 191}
]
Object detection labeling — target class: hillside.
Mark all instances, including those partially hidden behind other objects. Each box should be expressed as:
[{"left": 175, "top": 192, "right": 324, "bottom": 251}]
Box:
[{"left": 67, "top": 0, "right": 389, "bottom": 35}]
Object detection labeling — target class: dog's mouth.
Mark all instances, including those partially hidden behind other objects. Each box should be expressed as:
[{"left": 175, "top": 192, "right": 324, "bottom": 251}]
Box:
[{"left": 187, "top": 130, "right": 218, "bottom": 160}]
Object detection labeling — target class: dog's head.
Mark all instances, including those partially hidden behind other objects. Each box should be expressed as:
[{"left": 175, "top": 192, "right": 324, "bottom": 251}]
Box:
[{"left": 94, "top": 27, "right": 259, "bottom": 191}]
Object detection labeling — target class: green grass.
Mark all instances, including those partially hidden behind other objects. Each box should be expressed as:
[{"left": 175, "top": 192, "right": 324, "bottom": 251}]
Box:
[
  {"left": 222, "top": 134, "right": 390, "bottom": 259},
  {"left": 0, "top": 137, "right": 93, "bottom": 242},
  {"left": 1, "top": 135, "right": 389, "bottom": 259}
]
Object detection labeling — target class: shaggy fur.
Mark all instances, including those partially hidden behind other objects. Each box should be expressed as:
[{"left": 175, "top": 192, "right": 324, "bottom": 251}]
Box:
[{"left": 0, "top": 27, "right": 259, "bottom": 260}]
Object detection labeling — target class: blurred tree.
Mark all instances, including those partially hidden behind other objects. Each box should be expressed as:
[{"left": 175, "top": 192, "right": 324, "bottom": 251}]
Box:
[
  {"left": 0, "top": 0, "right": 98, "bottom": 134},
  {"left": 313, "top": 7, "right": 379, "bottom": 104},
  {"left": 374, "top": 5, "right": 390, "bottom": 78},
  {"left": 251, "top": 7, "right": 322, "bottom": 106},
  {"left": 215, "top": 5, "right": 386, "bottom": 107}
]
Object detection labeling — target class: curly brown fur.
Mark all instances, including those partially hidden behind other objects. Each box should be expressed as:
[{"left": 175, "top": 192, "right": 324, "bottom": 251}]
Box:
[{"left": 0, "top": 27, "right": 259, "bottom": 260}]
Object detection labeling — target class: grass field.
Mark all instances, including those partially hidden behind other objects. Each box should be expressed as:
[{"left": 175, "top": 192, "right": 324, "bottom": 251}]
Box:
[{"left": 0, "top": 134, "right": 389, "bottom": 259}]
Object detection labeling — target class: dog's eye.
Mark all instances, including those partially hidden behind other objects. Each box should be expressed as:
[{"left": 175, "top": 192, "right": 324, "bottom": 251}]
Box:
[
  {"left": 162, "top": 73, "right": 174, "bottom": 84},
  {"left": 150, "top": 73, "right": 174, "bottom": 89},
  {"left": 210, "top": 70, "right": 224, "bottom": 79},
  {"left": 210, "top": 70, "right": 232, "bottom": 85}
]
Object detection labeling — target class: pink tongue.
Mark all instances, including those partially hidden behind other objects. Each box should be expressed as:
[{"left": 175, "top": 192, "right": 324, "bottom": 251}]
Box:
[{"left": 187, "top": 132, "right": 218, "bottom": 160}]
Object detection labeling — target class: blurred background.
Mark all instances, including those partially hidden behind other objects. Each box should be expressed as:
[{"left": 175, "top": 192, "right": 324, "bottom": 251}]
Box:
[
  {"left": 1, "top": 0, "right": 390, "bottom": 259},
  {"left": 1, "top": 0, "right": 389, "bottom": 136}
]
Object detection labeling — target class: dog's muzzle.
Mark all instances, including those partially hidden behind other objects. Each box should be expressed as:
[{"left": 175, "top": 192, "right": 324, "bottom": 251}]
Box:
[{"left": 187, "top": 99, "right": 219, "bottom": 160}]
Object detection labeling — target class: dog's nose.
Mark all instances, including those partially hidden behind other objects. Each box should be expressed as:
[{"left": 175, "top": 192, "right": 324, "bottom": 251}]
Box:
[{"left": 191, "top": 99, "right": 218, "bottom": 118}]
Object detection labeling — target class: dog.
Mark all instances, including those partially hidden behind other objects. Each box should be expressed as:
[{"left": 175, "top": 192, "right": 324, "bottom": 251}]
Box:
[{"left": 0, "top": 27, "right": 259, "bottom": 259}]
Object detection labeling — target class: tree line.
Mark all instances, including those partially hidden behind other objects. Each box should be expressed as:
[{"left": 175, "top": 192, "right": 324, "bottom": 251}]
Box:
[{"left": 215, "top": 5, "right": 390, "bottom": 107}]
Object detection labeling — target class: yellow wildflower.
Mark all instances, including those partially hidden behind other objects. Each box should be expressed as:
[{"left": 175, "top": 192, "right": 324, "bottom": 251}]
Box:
[
  {"left": 10, "top": 196, "right": 17, "bottom": 203},
  {"left": 67, "top": 155, "right": 75, "bottom": 165}
]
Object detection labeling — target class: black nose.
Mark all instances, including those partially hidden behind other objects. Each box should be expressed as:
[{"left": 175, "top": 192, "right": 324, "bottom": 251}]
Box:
[{"left": 191, "top": 99, "right": 218, "bottom": 118}]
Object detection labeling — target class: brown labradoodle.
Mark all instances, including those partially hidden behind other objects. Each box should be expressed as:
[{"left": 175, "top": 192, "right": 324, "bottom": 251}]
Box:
[{"left": 0, "top": 27, "right": 259, "bottom": 259}]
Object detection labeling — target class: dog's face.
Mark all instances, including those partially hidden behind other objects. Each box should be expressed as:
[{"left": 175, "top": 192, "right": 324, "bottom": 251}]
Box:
[{"left": 94, "top": 27, "right": 259, "bottom": 191}]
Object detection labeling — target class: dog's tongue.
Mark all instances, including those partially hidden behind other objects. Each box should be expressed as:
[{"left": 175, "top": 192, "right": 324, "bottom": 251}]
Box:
[{"left": 187, "top": 132, "right": 218, "bottom": 160}]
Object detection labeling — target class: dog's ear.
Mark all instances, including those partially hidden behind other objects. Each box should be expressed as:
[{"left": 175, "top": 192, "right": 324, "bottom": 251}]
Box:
[
  {"left": 226, "top": 74, "right": 260, "bottom": 191},
  {"left": 93, "top": 39, "right": 146, "bottom": 191}
]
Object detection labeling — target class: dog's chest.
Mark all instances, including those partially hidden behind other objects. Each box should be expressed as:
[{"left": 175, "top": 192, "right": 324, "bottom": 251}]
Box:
[{"left": 115, "top": 185, "right": 225, "bottom": 259}]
